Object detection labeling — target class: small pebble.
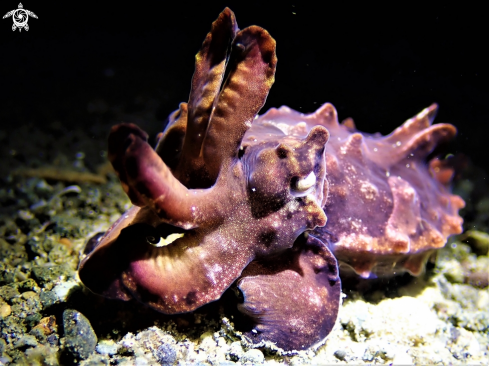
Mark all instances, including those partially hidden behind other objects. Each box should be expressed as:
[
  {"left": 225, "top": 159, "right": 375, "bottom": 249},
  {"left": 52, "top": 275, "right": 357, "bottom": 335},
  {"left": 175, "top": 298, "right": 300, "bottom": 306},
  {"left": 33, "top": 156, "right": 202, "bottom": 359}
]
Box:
[
  {"left": 18, "top": 210, "right": 34, "bottom": 220},
  {"left": 53, "top": 280, "right": 79, "bottom": 301},
  {"left": 22, "top": 291, "right": 38, "bottom": 300},
  {"left": 39, "top": 290, "right": 58, "bottom": 308},
  {"left": 58, "top": 237, "right": 73, "bottom": 249},
  {"left": 0, "top": 303, "right": 11, "bottom": 318},
  {"left": 154, "top": 342, "right": 177, "bottom": 366},
  {"left": 63, "top": 309, "right": 97, "bottom": 360},
  {"left": 47, "top": 334, "right": 59, "bottom": 346},
  {"left": 229, "top": 341, "right": 244, "bottom": 360},
  {"left": 241, "top": 349, "right": 264, "bottom": 364},
  {"left": 14, "top": 334, "right": 38, "bottom": 349},
  {"left": 362, "top": 348, "right": 376, "bottom": 362},
  {"left": 334, "top": 349, "right": 347, "bottom": 360},
  {"left": 96, "top": 339, "right": 119, "bottom": 356},
  {"left": 32, "top": 316, "right": 56, "bottom": 335},
  {"left": 199, "top": 332, "right": 216, "bottom": 351},
  {"left": 31, "top": 264, "right": 73, "bottom": 286}
]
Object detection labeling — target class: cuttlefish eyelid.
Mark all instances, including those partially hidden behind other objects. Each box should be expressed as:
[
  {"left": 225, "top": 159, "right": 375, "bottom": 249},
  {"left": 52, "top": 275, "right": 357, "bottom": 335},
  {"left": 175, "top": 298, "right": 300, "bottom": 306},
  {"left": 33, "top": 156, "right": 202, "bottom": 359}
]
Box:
[{"left": 291, "top": 171, "right": 316, "bottom": 197}]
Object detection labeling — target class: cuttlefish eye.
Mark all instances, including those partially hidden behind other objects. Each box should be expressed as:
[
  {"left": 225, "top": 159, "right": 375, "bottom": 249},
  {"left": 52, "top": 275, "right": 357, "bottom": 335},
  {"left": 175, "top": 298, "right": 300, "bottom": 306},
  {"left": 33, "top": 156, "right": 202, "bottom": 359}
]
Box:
[
  {"left": 291, "top": 171, "right": 316, "bottom": 197},
  {"left": 147, "top": 233, "right": 185, "bottom": 247},
  {"left": 146, "top": 235, "right": 160, "bottom": 245}
]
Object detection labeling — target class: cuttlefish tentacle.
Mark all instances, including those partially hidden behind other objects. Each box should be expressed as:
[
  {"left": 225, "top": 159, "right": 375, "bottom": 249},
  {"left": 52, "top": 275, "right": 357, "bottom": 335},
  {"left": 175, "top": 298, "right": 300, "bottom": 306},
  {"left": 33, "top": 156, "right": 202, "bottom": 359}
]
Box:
[
  {"left": 176, "top": 8, "right": 238, "bottom": 186},
  {"left": 203, "top": 25, "right": 277, "bottom": 180},
  {"left": 157, "top": 8, "right": 277, "bottom": 190}
]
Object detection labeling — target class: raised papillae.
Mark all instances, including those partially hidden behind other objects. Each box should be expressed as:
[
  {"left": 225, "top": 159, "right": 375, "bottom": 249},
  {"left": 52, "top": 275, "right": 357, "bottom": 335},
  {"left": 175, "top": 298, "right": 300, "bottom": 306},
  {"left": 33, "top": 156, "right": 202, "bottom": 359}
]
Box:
[{"left": 78, "top": 8, "right": 464, "bottom": 351}]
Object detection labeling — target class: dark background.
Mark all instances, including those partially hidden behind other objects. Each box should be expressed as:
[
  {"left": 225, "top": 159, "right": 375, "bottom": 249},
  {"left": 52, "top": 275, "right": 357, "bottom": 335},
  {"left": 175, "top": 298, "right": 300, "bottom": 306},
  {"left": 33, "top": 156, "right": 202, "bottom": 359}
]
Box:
[{"left": 1, "top": 2, "right": 487, "bottom": 171}]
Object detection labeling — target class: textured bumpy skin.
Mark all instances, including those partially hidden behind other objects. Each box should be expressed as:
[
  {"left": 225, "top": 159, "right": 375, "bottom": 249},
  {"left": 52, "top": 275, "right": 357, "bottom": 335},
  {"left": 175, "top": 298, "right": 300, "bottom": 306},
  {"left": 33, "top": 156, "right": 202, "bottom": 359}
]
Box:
[
  {"left": 78, "top": 7, "right": 464, "bottom": 351},
  {"left": 247, "top": 103, "right": 464, "bottom": 278}
]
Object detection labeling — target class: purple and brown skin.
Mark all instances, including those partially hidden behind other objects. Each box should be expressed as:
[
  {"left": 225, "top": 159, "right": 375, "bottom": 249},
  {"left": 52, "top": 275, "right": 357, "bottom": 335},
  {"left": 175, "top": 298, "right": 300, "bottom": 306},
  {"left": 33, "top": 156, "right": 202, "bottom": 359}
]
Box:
[
  {"left": 79, "top": 8, "right": 340, "bottom": 351},
  {"left": 247, "top": 103, "right": 464, "bottom": 279},
  {"left": 79, "top": 7, "right": 465, "bottom": 351}
]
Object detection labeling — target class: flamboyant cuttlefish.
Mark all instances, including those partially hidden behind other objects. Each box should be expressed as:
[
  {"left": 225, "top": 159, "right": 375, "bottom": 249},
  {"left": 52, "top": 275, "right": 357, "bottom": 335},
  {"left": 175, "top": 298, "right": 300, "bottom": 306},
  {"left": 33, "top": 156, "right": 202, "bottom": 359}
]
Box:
[{"left": 78, "top": 8, "right": 464, "bottom": 351}]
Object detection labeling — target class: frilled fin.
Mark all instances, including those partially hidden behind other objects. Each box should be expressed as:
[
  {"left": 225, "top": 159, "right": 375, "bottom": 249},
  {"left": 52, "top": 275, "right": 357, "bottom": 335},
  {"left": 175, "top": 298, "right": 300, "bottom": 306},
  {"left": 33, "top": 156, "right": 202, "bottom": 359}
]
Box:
[{"left": 237, "top": 235, "right": 341, "bottom": 350}]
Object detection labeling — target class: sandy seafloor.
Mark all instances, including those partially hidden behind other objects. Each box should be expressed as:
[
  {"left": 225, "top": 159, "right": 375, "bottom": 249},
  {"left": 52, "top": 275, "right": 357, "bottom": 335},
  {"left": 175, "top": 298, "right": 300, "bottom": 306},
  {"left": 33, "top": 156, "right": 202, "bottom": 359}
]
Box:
[{"left": 0, "top": 103, "right": 488, "bottom": 366}]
